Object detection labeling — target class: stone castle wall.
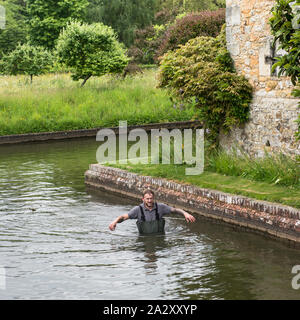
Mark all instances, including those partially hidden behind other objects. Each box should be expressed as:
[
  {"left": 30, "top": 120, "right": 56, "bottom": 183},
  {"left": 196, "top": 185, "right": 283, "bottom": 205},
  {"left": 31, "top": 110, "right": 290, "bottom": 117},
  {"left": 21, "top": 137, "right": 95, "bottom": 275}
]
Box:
[{"left": 221, "top": 0, "right": 299, "bottom": 157}]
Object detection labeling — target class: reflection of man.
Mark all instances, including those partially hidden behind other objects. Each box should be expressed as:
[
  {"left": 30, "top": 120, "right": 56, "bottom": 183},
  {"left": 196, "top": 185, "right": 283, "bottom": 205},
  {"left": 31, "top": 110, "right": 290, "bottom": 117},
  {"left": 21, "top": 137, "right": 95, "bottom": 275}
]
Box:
[{"left": 109, "top": 189, "right": 196, "bottom": 234}]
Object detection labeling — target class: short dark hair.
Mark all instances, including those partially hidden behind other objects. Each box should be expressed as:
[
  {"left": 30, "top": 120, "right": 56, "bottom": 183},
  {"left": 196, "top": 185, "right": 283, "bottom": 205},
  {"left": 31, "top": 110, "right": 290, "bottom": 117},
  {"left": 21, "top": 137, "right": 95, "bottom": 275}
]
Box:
[{"left": 143, "top": 189, "right": 155, "bottom": 197}]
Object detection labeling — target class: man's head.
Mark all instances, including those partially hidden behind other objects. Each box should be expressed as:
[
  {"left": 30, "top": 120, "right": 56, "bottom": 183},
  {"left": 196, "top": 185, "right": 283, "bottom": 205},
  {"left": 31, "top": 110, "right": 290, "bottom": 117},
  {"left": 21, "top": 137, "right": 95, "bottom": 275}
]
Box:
[{"left": 142, "top": 189, "right": 155, "bottom": 209}]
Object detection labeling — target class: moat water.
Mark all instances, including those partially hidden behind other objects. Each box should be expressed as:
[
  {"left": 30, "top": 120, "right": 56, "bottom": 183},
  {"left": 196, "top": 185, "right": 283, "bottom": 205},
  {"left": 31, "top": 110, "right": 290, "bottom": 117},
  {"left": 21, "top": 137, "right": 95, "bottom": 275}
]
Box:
[{"left": 0, "top": 138, "right": 299, "bottom": 299}]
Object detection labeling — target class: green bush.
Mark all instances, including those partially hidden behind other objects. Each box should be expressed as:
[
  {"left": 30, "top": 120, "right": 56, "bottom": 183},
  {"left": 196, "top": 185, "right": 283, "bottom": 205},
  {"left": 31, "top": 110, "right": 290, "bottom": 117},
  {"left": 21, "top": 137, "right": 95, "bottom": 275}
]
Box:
[
  {"left": 128, "top": 24, "right": 167, "bottom": 65},
  {"left": 270, "top": 0, "right": 300, "bottom": 140},
  {"left": 0, "top": 43, "right": 53, "bottom": 82},
  {"left": 158, "top": 27, "right": 253, "bottom": 145},
  {"left": 56, "top": 21, "right": 129, "bottom": 86}
]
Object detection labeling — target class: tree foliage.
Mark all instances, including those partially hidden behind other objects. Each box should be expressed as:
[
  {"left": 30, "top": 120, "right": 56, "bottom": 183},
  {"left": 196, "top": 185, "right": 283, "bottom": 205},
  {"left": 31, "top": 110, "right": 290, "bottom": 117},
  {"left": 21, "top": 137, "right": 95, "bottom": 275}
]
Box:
[
  {"left": 158, "top": 27, "right": 253, "bottom": 145},
  {"left": 129, "top": 8, "right": 225, "bottom": 65},
  {"left": 156, "top": 0, "right": 225, "bottom": 12},
  {"left": 86, "top": 0, "right": 157, "bottom": 47},
  {"left": 0, "top": 0, "right": 28, "bottom": 59},
  {"left": 270, "top": 0, "right": 300, "bottom": 140},
  {"left": 156, "top": 9, "right": 225, "bottom": 59},
  {"left": 56, "top": 21, "right": 129, "bottom": 86},
  {"left": 270, "top": 0, "right": 300, "bottom": 84},
  {"left": 27, "top": 0, "right": 89, "bottom": 50},
  {"left": 0, "top": 43, "right": 53, "bottom": 81}
]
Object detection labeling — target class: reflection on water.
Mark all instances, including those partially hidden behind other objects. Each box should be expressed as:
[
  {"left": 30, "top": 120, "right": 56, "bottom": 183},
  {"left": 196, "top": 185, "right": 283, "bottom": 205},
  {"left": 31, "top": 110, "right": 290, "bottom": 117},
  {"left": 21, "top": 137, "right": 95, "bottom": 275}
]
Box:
[{"left": 0, "top": 138, "right": 300, "bottom": 299}]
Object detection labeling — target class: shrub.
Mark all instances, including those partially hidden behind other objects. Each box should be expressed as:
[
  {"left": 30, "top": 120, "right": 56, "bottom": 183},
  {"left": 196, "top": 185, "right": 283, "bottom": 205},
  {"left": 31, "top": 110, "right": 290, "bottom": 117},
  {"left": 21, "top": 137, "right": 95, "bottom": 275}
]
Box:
[
  {"left": 56, "top": 21, "right": 129, "bottom": 86},
  {"left": 0, "top": 43, "right": 53, "bottom": 82},
  {"left": 158, "top": 27, "right": 253, "bottom": 146},
  {"left": 270, "top": 0, "right": 300, "bottom": 140},
  {"left": 153, "top": 8, "right": 179, "bottom": 25},
  {"left": 129, "top": 24, "right": 166, "bottom": 64},
  {"left": 156, "top": 9, "right": 225, "bottom": 60}
]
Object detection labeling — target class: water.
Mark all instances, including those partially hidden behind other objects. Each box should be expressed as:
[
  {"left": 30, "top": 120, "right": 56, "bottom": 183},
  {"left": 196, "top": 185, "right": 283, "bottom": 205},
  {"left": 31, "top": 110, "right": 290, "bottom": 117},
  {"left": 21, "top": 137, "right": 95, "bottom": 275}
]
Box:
[{"left": 0, "top": 138, "right": 299, "bottom": 300}]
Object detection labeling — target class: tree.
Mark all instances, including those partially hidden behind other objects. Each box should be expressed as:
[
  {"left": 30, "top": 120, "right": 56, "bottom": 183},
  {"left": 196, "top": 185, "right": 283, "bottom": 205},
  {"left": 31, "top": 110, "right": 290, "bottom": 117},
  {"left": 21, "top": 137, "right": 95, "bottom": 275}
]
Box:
[
  {"left": 0, "top": 0, "right": 28, "bottom": 59},
  {"left": 0, "top": 43, "right": 53, "bottom": 82},
  {"left": 155, "top": 0, "right": 225, "bottom": 12},
  {"left": 270, "top": 0, "right": 300, "bottom": 140},
  {"left": 87, "top": 0, "right": 157, "bottom": 47},
  {"left": 270, "top": 0, "right": 300, "bottom": 84},
  {"left": 27, "top": 0, "right": 89, "bottom": 50},
  {"left": 56, "top": 21, "right": 129, "bottom": 86},
  {"left": 86, "top": 0, "right": 104, "bottom": 24}
]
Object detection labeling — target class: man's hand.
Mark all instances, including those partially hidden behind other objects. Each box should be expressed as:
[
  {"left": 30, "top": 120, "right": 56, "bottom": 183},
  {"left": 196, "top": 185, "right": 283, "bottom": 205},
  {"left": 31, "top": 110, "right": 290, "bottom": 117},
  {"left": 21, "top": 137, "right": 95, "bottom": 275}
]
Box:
[
  {"left": 108, "top": 214, "right": 129, "bottom": 231},
  {"left": 171, "top": 207, "right": 196, "bottom": 223},
  {"left": 184, "top": 212, "right": 196, "bottom": 223},
  {"left": 109, "top": 221, "right": 117, "bottom": 231}
]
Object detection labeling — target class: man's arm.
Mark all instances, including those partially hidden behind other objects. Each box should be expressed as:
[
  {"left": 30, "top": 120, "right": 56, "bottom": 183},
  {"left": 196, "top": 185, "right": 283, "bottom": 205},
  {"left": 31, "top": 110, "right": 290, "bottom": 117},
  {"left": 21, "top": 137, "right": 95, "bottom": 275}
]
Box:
[
  {"left": 171, "top": 207, "right": 196, "bottom": 223},
  {"left": 109, "top": 214, "right": 129, "bottom": 231}
]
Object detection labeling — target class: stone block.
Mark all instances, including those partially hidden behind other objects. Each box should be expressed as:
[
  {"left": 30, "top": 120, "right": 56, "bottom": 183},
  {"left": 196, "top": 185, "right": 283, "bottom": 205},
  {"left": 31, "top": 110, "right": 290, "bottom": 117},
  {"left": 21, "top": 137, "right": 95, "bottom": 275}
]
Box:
[{"left": 226, "top": 5, "right": 241, "bottom": 26}]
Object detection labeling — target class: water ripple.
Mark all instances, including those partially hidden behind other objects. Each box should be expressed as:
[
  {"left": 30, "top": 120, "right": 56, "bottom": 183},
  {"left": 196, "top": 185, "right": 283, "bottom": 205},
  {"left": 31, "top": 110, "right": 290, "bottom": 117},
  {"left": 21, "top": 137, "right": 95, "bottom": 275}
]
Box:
[{"left": 1, "top": 139, "right": 300, "bottom": 300}]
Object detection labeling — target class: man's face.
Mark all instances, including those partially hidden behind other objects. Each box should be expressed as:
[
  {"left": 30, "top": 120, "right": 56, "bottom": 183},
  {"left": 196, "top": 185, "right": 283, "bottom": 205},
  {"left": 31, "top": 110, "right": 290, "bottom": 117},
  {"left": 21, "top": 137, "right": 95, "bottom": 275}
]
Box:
[{"left": 143, "top": 193, "right": 154, "bottom": 209}]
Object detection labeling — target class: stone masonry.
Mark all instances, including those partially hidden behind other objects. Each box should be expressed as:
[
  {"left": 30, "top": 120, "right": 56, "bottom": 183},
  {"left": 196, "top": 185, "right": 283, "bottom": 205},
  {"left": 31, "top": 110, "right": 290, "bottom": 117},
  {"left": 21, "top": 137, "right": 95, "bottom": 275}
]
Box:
[
  {"left": 222, "top": 0, "right": 299, "bottom": 157},
  {"left": 85, "top": 164, "right": 300, "bottom": 247}
]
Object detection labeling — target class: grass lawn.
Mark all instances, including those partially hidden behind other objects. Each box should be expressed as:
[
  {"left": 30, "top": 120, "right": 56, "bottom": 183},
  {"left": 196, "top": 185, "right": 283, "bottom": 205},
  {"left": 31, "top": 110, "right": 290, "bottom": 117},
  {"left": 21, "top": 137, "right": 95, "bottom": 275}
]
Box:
[
  {"left": 109, "top": 162, "right": 300, "bottom": 209},
  {"left": 0, "top": 69, "right": 195, "bottom": 135}
]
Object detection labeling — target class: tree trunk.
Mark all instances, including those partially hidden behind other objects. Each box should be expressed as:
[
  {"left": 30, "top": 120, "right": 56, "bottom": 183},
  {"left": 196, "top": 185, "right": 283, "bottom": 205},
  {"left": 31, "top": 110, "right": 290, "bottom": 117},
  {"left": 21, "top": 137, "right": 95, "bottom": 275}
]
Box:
[
  {"left": 30, "top": 74, "right": 33, "bottom": 84},
  {"left": 81, "top": 75, "right": 91, "bottom": 87}
]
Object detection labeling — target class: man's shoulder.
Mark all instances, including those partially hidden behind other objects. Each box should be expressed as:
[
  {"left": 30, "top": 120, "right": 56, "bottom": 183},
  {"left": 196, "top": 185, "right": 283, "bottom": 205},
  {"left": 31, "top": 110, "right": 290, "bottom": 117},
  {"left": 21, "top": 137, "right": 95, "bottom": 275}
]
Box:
[
  {"left": 128, "top": 204, "right": 143, "bottom": 219},
  {"left": 130, "top": 204, "right": 143, "bottom": 212},
  {"left": 156, "top": 202, "right": 173, "bottom": 213},
  {"left": 156, "top": 202, "right": 172, "bottom": 207}
]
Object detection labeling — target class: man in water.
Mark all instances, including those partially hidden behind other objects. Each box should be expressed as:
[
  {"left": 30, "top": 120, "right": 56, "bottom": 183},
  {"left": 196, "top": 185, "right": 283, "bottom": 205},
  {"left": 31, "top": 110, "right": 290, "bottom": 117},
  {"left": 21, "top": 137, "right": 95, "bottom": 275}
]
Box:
[{"left": 109, "top": 189, "right": 196, "bottom": 234}]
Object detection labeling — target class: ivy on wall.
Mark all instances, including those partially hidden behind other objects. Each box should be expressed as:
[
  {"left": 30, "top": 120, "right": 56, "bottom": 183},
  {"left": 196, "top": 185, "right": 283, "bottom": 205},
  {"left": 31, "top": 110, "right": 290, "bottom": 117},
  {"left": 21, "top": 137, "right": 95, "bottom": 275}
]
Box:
[{"left": 270, "top": 0, "right": 300, "bottom": 140}]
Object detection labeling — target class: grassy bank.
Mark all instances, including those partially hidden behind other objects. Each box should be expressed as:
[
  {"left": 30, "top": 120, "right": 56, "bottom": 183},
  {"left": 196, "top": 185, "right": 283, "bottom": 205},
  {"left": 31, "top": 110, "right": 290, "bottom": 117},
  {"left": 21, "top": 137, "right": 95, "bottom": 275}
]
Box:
[
  {"left": 105, "top": 141, "right": 299, "bottom": 208},
  {"left": 0, "top": 69, "right": 195, "bottom": 135},
  {"left": 110, "top": 162, "right": 300, "bottom": 209}
]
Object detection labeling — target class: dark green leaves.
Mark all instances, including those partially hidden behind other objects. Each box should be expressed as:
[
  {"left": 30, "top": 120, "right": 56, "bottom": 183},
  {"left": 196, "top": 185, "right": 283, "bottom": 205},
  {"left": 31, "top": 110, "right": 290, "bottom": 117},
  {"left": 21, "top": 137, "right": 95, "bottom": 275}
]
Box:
[
  {"left": 158, "top": 26, "right": 253, "bottom": 145},
  {"left": 270, "top": 0, "right": 300, "bottom": 140},
  {"left": 27, "top": 0, "right": 89, "bottom": 49}
]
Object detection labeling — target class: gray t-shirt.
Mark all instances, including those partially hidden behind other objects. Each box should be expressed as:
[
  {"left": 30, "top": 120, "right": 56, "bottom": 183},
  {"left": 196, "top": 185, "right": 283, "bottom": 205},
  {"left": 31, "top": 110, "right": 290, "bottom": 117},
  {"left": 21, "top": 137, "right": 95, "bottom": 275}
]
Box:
[{"left": 128, "top": 202, "right": 172, "bottom": 222}]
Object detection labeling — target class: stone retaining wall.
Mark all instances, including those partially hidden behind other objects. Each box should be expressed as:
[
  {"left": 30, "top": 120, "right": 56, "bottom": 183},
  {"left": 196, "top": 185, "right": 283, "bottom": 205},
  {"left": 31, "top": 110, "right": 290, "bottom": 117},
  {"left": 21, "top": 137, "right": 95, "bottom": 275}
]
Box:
[
  {"left": 0, "top": 121, "right": 200, "bottom": 145},
  {"left": 223, "top": 0, "right": 299, "bottom": 157},
  {"left": 85, "top": 164, "right": 300, "bottom": 248}
]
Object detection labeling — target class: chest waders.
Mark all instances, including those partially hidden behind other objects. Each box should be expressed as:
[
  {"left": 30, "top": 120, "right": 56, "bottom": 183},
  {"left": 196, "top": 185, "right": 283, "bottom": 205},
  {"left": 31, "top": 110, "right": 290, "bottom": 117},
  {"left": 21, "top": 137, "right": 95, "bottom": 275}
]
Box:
[{"left": 136, "top": 204, "right": 165, "bottom": 235}]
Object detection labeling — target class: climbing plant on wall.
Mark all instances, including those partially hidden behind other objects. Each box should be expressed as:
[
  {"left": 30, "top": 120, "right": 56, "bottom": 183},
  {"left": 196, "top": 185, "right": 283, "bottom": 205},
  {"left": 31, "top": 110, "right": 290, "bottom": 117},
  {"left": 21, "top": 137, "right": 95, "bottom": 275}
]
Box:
[
  {"left": 158, "top": 26, "right": 253, "bottom": 147},
  {"left": 270, "top": 0, "right": 300, "bottom": 140}
]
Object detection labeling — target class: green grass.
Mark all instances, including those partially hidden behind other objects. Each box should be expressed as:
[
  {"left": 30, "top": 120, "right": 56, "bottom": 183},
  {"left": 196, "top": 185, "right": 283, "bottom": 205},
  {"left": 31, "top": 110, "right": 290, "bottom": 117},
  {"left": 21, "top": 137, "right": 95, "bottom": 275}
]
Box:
[
  {"left": 0, "top": 70, "right": 195, "bottom": 135},
  {"left": 109, "top": 162, "right": 300, "bottom": 209},
  {"left": 103, "top": 139, "right": 299, "bottom": 208},
  {"left": 206, "top": 148, "right": 300, "bottom": 187}
]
